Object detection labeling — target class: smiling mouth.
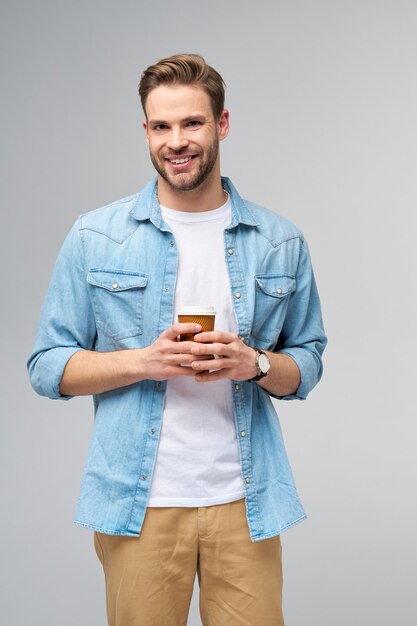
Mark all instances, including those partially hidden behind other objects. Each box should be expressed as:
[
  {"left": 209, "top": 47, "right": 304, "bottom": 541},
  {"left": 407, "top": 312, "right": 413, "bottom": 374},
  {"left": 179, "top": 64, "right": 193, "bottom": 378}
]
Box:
[{"left": 166, "top": 155, "right": 197, "bottom": 165}]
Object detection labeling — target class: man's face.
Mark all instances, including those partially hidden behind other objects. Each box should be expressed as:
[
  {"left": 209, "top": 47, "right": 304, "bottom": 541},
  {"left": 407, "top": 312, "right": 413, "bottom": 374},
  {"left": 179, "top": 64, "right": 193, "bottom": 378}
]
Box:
[{"left": 143, "top": 84, "right": 229, "bottom": 193}]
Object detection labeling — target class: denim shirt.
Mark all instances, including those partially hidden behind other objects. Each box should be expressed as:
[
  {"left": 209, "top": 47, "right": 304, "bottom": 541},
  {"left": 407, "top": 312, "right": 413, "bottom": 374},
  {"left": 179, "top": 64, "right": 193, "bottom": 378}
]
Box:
[{"left": 28, "top": 177, "right": 327, "bottom": 541}]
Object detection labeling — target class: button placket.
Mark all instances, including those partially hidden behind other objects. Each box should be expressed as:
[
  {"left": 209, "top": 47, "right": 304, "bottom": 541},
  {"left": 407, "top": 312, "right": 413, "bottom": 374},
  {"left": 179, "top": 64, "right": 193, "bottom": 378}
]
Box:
[{"left": 225, "top": 234, "right": 249, "bottom": 341}]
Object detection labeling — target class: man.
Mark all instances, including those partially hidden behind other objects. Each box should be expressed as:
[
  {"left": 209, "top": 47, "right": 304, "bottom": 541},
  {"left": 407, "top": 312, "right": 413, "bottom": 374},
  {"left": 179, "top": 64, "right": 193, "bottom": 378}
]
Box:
[{"left": 28, "top": 54, "right": 327, "bottom": 625}]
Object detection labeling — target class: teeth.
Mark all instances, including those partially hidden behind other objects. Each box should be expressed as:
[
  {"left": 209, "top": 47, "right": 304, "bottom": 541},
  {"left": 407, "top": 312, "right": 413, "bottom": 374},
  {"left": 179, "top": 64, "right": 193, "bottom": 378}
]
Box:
[{"left": 170, "top": 157, "right": 191, "bottom": 164}]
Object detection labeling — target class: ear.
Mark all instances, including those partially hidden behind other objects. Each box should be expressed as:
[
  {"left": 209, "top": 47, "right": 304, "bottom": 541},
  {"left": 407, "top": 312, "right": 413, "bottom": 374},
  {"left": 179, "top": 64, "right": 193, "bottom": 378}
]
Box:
[
  {"left": 217, "top": 109, "right": 230, "bottom": 141},
  {"left": 142, "top": 120, "right": 150, "bottom": 145}
]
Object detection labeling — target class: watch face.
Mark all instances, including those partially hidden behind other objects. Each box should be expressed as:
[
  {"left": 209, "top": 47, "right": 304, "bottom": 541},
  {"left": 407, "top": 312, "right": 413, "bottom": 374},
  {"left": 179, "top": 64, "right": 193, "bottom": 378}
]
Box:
[{"left": 258, "top": 352, "right": 270, "bottom": 373}]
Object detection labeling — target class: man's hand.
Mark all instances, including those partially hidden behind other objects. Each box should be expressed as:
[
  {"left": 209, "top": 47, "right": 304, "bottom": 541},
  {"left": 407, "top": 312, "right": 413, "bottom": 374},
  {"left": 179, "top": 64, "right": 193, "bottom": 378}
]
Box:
[
  {"left": 59, "top": 322, "right": 203, "bottom": 396},
  {"left": 189, "top": 330, "right": 301, "bottom": 397},
  {"left": 189, "top": 331, "right": 258, "bottom": 382},
  {"left": 141, "top": 323, "right": 204, "bottom": 380}
]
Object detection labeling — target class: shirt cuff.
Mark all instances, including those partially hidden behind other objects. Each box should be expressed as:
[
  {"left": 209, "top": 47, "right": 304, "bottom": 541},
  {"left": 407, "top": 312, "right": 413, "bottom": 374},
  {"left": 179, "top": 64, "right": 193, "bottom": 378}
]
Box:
[
  {"left": 274, "top": 347, "right": 320, "bottom": 401},
  {"left": 29, "top": 346, "right": 84, "bottom": 400}
]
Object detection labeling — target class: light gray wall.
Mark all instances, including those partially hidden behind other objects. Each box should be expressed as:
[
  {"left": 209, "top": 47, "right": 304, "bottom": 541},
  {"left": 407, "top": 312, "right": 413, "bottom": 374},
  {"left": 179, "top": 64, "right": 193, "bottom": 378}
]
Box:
[{"left": 1, "top": 1, "right": 416, "bottom": 624}]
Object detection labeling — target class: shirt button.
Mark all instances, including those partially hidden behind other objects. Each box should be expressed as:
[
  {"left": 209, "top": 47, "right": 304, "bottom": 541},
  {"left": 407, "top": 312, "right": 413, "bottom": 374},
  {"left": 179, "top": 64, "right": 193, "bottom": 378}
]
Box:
[
  {"left": 228, "top": 248, "right": 234, "bottom": 255},
  {"left": 235, "top": 384, "right": 240, "bottom": 390},
  {"left": 164, "top": 286, "right": 170, "bottom": 292},
  {"left": 245, "top": 477, "right": 251, "bottom": 484},
  {"left": 111, "top": 283, "right": 118, "bottom": 289},
  {"left": 156, "top": 382, "right": 162, "bottom": 388},
  {"left": 169, "top": 240, "right": 175, "bottom": 247},
  {"left": 141, "top": 474, "right": 147, "bottom": 481},
  {"left": 240, "top": 430, "right": 246, "bottom": 437},
  {"left": 276, "top": 288, "right": 283, "bottom": 294},
  {"left": 149, "top": 428, "right": 156, "bottom": 435},
  {"left": 235, "top": 292, "right": 241, "bottom": 299}
]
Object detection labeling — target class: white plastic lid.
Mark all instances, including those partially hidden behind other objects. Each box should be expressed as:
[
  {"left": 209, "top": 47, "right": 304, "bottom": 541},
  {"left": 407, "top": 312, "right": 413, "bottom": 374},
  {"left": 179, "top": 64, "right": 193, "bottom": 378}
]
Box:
[{"left": 177, "top": 305, "right": 216, "bottom": 315}]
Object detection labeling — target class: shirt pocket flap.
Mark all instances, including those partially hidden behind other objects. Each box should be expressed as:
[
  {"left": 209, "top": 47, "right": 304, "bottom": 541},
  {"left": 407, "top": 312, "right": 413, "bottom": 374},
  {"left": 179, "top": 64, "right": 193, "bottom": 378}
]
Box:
[
  {"left": 255, "top": 274, "right": 296, "bottom": 298},
  {"left": 87, "top": 269, "right": 148, "bottom": 292}
]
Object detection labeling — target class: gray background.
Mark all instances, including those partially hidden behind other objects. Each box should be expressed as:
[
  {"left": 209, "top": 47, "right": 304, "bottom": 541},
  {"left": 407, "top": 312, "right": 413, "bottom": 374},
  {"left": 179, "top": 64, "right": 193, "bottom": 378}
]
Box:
[{"left": 1, "top": 0, "right": 416, "bottom": 624}]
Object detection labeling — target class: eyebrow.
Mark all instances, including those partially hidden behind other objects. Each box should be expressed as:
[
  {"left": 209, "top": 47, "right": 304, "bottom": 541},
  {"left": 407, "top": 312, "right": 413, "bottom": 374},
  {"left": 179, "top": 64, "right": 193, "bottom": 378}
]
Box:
[{"left": 148, "top": 114, "right": 207, "bottom": 126}]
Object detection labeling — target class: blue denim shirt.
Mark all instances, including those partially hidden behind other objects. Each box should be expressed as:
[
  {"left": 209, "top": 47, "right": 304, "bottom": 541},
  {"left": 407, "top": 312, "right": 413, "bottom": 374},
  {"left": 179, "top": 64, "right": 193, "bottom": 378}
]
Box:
[{"left": 28, "top": 177, "right": 327, "bottom": 541}]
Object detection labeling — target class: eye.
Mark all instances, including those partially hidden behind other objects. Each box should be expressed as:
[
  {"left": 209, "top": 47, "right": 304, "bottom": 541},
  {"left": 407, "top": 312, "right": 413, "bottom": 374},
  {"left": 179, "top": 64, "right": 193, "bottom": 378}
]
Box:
[
  {"left": 153, "top": 124, "right": 168, "bottom": 132},
  {"left": 186, "top": 120, "right": 201, "bottom": 128}
]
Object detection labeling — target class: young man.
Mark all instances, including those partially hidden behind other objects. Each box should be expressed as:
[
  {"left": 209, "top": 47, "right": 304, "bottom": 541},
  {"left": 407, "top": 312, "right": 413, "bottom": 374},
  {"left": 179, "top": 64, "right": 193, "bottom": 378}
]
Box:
[{"left": 28, "top": 54, "right": 327, "bottom": 625}]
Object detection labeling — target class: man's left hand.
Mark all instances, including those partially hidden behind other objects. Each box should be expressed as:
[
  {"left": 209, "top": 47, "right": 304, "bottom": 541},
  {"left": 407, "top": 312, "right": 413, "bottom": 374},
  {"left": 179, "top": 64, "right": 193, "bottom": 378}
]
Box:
[{"left": 190, "top": 331, "right": 258, "bottom": 382}]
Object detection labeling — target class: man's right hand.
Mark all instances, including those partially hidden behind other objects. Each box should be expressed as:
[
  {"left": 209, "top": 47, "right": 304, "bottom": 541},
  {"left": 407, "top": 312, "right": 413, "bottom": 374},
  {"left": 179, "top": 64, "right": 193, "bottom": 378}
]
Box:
[
  {"left": 141, "top": 323, "right": 203, "bottom": 381},
  {"left": 59, "top": 323, "right": 202, "bottom": 397}
]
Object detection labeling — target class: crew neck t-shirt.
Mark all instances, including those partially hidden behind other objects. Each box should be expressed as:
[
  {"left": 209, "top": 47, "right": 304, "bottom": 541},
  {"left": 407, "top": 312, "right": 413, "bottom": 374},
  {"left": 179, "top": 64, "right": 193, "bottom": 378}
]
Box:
[{"left": 147, "top": 197, "right": 245, "bottom": 507}]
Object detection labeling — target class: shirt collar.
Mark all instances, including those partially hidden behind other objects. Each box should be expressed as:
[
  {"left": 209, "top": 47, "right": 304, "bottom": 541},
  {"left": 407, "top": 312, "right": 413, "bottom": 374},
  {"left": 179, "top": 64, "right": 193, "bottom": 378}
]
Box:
[{"left": 129, "top": 176, "right": 259, "bottom": 229}]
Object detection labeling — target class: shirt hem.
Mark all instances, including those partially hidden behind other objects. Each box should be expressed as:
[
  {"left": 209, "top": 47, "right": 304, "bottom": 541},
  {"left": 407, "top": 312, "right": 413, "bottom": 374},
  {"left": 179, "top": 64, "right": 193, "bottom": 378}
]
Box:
[
  {"left": 74, "top": 520, "right": 140, "bottom": 536},
  {"left": 146, "top": 490, "right": 245, "bottom": 508},
  {"left": 249, "top": 513, "right": 307, "bottom": 542}
]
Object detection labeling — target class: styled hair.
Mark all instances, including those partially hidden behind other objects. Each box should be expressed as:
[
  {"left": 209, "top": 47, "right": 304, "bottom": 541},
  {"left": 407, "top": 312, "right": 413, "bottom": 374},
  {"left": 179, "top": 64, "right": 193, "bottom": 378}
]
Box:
[{"left": 139, "top": 53, "right": 226, "bottom": 119}]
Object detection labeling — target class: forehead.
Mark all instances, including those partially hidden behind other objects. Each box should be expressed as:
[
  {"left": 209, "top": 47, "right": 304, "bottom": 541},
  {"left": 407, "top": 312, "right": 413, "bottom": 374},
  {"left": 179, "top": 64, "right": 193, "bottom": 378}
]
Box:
[{"left": 145, "top": 84, "right": 213, "bottom": 121}]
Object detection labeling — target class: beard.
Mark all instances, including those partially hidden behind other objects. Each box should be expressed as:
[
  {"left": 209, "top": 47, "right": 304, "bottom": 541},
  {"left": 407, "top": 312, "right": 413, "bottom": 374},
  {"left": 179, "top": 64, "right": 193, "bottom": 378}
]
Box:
[{"left": 150, "top": 139, "right": 219, "bottom": 192}]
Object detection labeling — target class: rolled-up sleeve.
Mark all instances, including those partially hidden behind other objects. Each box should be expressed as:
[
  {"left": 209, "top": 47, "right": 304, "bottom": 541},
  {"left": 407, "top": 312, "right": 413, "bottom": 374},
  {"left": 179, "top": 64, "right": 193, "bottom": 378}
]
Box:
[
  {"left": 274, "top": 237, "right": 327, "bottom": 400},
  {"left": 27, "top": 219, "right": 96, "bottom": 399}
]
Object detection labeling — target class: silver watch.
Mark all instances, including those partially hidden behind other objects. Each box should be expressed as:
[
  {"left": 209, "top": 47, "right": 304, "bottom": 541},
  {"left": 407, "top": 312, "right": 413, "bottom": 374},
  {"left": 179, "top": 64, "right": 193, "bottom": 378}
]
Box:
[{"left": 249, "top": 349, "right": 270, "bottom": 381}]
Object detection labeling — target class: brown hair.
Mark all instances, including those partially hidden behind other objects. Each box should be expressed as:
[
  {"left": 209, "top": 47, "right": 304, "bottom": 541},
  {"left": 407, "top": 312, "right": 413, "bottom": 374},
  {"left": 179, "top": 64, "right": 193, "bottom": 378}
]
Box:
[{"left": 139, "top": 53, "right": 226, "bottom": 119}]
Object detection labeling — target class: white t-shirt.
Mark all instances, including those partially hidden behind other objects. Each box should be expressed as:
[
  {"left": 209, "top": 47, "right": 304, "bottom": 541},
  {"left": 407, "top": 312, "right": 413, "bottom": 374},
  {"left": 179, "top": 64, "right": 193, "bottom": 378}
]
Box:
[{"left": 147, "top": 197, "right": 245, "bottom": 507}]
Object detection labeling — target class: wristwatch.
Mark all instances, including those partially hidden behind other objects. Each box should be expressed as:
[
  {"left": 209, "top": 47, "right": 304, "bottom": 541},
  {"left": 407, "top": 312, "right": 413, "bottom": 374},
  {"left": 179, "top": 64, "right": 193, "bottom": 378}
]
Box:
[{"left": 249, "top": 349, "right": 271, "bottom": 381}]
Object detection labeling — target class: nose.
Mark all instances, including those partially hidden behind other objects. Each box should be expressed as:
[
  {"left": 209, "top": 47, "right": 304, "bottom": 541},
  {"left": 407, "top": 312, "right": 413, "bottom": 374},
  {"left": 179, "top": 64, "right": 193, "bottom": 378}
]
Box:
[{"left": 167, "top": 126, "right": 189, "bottom": 151}]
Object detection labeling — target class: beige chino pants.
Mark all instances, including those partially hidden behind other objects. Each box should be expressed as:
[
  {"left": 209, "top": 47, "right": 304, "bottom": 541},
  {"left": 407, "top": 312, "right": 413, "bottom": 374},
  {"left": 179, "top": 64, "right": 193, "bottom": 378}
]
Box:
[{"left": 94, "top": 498, "right": 285, "bottom": 626}]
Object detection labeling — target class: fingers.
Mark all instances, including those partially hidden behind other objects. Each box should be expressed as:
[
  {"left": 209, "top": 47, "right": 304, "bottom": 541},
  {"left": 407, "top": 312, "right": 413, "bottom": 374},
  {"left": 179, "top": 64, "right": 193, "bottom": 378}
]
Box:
[
  {"left": 191, "top": 337, "right": 238, "bottom": 359},
  {"left": 171, "top": 365, "right": 199, "bottom": 377},
  {"left": 162, "top": 323, "right": 202, "bottom": 342},
  {"left": 191, "top": 357, "right": 223, "bottom": 372},
  {"left": 153, "top": 328, "right": 247, "bottom": 381},
  {"left": 171, "top": 353, "right": 198, "bottom": 365},
  {"left": 193, "top": 330, "right": 235, "bottom": 344},
  {"left": 189, "top": 333, "right": 256, "bottom": 382},
  {"left": 194, "top": 368, "right": 229, "bottom": 383}
]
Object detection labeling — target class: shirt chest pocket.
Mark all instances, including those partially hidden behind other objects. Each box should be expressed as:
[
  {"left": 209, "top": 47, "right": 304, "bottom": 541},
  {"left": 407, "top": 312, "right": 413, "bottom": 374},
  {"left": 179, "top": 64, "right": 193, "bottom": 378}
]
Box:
[
  {"left": 252, "top": 274, "right": 296, "bottom": 344},
  {"left": 87, "top": 269, "right": 148, "bottom": 341}
]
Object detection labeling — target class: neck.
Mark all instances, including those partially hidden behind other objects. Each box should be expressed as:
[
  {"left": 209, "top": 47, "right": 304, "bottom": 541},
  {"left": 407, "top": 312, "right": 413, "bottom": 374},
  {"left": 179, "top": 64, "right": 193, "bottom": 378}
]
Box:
[{"left": 157, "top": 167, "right": 226, "bottom": 212}]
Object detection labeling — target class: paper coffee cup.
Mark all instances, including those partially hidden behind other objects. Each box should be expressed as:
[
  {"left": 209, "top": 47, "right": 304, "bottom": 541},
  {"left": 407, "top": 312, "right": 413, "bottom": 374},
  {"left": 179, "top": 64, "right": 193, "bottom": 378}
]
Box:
[{"left": 177, "top": 305, "right": 216, "bottom": 341}]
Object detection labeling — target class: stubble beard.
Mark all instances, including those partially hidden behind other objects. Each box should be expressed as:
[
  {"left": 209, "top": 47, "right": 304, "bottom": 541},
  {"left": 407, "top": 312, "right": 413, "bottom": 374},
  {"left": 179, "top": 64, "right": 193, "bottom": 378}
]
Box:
[{"left": 150, "top": 140, "right": 219, "bottom": 193}]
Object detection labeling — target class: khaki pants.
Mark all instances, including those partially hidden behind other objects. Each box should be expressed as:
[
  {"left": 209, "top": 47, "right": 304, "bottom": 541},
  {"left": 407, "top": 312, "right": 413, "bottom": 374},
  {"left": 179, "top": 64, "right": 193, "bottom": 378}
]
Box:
[{"left": 94, "top": 498, "right": 284, "bottom": 626}]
